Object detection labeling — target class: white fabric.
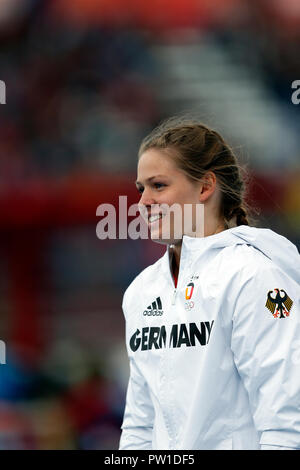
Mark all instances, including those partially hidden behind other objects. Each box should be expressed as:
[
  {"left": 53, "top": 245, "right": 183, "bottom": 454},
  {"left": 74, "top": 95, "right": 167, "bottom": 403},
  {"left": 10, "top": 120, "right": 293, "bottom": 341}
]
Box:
[{"left": 119, "top": 225, "right": 300, "bottom": 450}]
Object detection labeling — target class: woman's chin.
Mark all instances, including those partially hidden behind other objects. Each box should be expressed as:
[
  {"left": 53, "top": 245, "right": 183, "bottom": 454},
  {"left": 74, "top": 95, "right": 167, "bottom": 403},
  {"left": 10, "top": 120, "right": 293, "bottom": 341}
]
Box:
[{"left": 149, "top": 229, "right": 182, "bottom": 245}]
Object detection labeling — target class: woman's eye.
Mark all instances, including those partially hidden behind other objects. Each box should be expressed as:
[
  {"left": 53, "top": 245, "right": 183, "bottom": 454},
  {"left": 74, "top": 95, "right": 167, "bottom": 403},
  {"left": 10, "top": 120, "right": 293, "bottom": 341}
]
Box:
[
  {"left": 154, "top": 182, "right": 165, "bottom": 190},
  {"left": 136, "top": 182, "right": 165, "bottom": 193}
]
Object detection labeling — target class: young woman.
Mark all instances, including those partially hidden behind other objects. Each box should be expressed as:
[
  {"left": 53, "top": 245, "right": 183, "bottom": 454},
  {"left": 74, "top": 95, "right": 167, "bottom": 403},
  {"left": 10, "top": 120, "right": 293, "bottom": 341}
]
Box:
[{"left": 119, "top": 117, "right": 300, "bottom": 450}]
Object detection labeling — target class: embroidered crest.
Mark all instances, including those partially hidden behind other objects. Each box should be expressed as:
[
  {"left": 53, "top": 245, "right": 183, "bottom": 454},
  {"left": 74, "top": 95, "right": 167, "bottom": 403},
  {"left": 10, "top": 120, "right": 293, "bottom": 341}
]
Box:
[{"left": 265, "top": 289, "right": 293, "bottom": 318}]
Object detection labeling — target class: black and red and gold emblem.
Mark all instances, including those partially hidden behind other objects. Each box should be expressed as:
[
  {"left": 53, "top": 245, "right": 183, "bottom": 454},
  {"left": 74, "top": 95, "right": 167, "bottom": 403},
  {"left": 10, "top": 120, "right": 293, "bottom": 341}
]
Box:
[
  {"left": 265, "top": 288, "right": 293, "bottom": 318},
  {"left": 185, "top": 282, "right": 195, "bottom": 311}
]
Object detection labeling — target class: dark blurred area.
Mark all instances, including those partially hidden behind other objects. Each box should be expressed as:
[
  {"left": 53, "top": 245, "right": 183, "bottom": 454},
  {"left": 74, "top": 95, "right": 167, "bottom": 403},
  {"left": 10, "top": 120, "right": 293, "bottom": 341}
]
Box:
[{"left": 0, "top": 0, "right": 299, "bottom": 449}]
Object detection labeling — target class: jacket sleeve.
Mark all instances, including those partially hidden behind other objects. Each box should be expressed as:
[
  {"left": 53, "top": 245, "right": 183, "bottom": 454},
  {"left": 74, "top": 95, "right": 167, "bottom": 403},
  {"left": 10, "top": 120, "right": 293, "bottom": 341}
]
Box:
[
  {"left": 119, "top": 292, "right": 155, "bottom": 450},
  {"left": 230, "top": 262, "right": 300, "bottom": 450}
]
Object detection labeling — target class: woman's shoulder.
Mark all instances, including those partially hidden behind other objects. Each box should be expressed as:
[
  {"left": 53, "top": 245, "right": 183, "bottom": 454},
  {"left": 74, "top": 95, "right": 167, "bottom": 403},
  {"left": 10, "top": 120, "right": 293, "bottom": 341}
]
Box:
[
  {"left": 219, "top": 243, "right": 291, "bottom": 280},
  {"left": 217, "top": 225, "right": 300, "bottom": 284},
  {"left": 217, "top": 242, "right": 299, "bottom": 290},
  {"left": 221, "top": 243, "right": 272, "bottom": 270}
]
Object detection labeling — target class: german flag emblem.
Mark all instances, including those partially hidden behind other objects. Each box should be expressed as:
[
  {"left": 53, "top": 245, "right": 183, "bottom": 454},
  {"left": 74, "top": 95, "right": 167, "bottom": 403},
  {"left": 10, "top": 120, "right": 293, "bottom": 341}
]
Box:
[{"left": 265, "top": 289, "right": 293, "bottom": 318}]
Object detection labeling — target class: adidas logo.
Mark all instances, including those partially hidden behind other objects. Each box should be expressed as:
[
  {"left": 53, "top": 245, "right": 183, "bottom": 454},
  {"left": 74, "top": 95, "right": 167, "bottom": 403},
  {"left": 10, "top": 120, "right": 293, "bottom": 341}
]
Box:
[{"left": 143, "top": 297, "right": 163, "bottom": 316}]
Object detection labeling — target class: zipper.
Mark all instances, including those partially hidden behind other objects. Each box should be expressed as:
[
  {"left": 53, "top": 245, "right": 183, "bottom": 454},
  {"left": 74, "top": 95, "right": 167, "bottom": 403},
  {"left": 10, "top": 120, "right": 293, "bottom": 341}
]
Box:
[{"left": 171, "top": 288, "right": 177, "bottom": 305}]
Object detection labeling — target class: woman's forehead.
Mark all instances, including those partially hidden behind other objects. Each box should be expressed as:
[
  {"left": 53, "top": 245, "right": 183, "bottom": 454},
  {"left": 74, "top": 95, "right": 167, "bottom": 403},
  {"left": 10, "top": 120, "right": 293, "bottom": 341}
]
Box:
[{"left": 137, "top": 148, "right": 178, "bottom": 176}]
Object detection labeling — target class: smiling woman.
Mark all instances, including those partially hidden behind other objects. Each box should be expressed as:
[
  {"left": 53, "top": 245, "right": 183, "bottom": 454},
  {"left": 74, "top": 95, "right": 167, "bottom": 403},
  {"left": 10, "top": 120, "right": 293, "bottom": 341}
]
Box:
[
  {"left": 135, "top": 117, "right": 251, "bottom": 276},
  {"left": 138, "top": 116, "right": 250, "bottom": 226},
  {"left": 119, "top": 115, "right": 300, "bottom": 451},
  {"left": 136, "top": 150, "right": 207, "bottom": 246}
]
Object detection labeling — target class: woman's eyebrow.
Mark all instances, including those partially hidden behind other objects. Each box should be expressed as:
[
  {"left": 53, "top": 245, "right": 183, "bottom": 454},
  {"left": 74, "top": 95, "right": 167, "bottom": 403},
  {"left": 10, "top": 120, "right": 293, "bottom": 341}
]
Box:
[{"left": 135, "top": 175, "right": 167, "bottom": 185}]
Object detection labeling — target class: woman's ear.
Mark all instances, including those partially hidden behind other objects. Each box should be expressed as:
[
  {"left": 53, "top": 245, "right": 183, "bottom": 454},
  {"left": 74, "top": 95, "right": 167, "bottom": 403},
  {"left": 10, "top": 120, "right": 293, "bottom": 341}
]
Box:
[{"left": 199, "top": 172, "right": 217, "bottom": 203}]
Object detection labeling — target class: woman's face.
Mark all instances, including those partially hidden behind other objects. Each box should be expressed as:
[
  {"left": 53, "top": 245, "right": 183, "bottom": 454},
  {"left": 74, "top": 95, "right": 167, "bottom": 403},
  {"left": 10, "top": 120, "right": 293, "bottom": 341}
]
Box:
[{"left": 136, "top": 148, "right": 204, "bottom": 245}]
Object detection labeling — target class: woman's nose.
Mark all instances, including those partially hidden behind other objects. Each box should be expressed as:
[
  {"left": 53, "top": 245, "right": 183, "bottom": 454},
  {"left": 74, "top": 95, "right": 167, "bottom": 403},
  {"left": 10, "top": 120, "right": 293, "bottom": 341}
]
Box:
[
  {"left": 138, "top": 189, "right": 157, "bottom": 219},
  {"left": 138, "top": 188, "right": 156, "bottom": 207}
]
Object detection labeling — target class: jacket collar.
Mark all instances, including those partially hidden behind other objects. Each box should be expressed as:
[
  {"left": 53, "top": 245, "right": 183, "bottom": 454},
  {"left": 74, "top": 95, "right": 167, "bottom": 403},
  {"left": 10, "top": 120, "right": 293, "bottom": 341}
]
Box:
[{"left": 160, "top": 227, "right": 242, "bottom": 283}]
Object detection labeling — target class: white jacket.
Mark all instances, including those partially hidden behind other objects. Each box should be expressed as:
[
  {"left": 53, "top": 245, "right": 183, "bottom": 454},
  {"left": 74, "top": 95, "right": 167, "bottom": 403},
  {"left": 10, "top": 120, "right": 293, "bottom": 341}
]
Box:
[{"left": 119, "top": 226, "right": 300, "bottom": 450}]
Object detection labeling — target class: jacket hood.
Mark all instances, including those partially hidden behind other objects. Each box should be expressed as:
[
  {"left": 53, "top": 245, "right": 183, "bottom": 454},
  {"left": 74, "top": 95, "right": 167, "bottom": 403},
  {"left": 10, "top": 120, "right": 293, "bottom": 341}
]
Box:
[{"left": 181, "top": 225, "right": 300, "bottom": 285}]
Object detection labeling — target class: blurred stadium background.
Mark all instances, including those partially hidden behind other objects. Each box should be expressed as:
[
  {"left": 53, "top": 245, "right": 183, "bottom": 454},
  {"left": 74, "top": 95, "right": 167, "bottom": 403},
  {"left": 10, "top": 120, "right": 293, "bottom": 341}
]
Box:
[{"left": 0, "top": 0, "right": 299, "bottom": 450}]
